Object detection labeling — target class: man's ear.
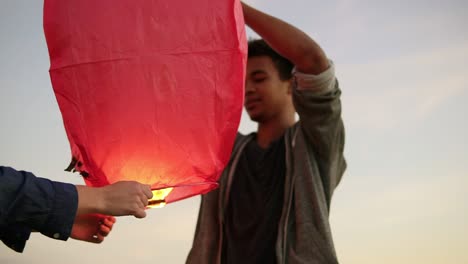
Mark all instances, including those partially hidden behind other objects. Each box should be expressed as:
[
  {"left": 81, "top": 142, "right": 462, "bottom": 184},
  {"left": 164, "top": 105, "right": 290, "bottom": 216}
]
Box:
[{"left": 286, "top": 77, "right": 294, "bottom": 95}]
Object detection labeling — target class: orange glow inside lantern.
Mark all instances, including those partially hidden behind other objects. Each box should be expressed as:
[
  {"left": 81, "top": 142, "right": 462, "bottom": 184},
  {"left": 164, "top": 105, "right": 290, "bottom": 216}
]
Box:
[{"left": 44, "top": 0, "right": 246, "bottom": 206}]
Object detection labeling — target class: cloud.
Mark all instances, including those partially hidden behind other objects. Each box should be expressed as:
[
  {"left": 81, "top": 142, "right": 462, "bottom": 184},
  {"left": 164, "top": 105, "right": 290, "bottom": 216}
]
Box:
[{"left": 339, "top": 41, "right": 468, "bottom": 130}]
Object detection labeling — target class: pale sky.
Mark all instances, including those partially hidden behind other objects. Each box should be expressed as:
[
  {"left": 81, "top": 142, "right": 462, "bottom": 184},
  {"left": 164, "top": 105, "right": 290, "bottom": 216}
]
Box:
[{"left": 1, "top": 0, "right": 467, "bottom": 263}]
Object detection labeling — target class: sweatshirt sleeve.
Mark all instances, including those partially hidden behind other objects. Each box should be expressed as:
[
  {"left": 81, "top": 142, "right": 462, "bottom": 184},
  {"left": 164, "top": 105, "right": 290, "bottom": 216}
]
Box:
[
  {"left": 0, "top": 166, "right": 78, "bottom": 252},
  {"left": 292, "top": 61, "right": 346, "bottom": 197}
]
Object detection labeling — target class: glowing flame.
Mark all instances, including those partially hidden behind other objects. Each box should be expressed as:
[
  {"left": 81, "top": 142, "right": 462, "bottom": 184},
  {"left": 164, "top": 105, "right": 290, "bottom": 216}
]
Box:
[{"left": 148, "top": 187, "right": 173, "bottom": 208}]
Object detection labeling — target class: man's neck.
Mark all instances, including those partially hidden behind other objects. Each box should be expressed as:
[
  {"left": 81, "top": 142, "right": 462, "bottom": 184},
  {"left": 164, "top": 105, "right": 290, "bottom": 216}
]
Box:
[{"left": 256, "top": 115, "right": 295, "bottom": 148}]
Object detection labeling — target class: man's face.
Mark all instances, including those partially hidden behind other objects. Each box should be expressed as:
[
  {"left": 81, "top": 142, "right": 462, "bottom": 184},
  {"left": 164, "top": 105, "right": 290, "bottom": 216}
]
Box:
[{"left": 244, "top": 56, "right": 292, "bottom": 123}]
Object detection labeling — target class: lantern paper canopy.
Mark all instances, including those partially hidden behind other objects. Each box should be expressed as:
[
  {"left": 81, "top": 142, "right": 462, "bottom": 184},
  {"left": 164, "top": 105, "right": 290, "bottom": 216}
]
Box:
[{"left": 43, "top": 0, "right": 246, "bottom": 206}]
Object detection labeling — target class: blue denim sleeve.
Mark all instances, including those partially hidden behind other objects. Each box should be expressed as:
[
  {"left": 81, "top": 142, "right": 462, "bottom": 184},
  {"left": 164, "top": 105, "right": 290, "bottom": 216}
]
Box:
[{"left": 0, "top": 166, "right": 78, "bottom": 252}]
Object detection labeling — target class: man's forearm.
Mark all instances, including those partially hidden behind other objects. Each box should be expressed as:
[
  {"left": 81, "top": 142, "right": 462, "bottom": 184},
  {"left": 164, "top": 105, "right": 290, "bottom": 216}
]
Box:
[
  {"left": 242, "top": 2, "right": 329, "bottom": 74},
  {"left": 75, "top": 185, "right": 102, "bottom": 215},
  {"left": 76, "top": 181, "right": 152, "bottom": 218}
]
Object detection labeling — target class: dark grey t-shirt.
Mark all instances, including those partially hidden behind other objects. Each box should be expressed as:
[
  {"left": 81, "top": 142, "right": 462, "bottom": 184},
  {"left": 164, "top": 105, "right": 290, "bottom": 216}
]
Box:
[{"left": 222, "top": 135, "right": 286, "bottom": 264}]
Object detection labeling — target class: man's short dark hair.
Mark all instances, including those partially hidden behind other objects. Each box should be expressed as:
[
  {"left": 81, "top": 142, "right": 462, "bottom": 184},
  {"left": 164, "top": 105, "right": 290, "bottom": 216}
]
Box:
[{"left": 248, "top": 39, "right": 293, "bottom": 81}]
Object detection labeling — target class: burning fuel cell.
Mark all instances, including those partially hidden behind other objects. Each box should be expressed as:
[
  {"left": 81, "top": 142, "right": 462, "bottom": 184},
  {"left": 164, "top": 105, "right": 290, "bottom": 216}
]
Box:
[{"left": 148, "top": 187, "right": 174, "bottom": 208}]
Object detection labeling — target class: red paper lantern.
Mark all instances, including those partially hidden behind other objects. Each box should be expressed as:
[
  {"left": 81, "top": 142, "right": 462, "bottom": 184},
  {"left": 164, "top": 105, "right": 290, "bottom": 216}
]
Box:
[{"left": 44, "top": 0, "right": 246, "bottom": 207}]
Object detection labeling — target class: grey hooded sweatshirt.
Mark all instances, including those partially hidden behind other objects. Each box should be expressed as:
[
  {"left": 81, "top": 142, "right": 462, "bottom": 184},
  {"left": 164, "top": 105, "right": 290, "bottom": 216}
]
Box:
[{"left": 187, "top": 62, "right": 346, "bottom": 264}]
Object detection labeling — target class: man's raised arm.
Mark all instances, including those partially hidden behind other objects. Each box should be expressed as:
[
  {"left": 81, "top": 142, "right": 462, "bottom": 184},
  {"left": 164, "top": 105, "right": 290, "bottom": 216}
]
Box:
[{"left": 242, "top": 2, "right": 329, "bottom": 74}]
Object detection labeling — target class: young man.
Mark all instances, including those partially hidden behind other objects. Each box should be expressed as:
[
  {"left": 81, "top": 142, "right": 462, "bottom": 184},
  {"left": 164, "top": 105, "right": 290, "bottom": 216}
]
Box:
[
  {"left": 0, "top": 166, "right": 153, "bottom": 252},
  {"left": 187, "top": 2, "right": 346, "bottom": 264}
]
